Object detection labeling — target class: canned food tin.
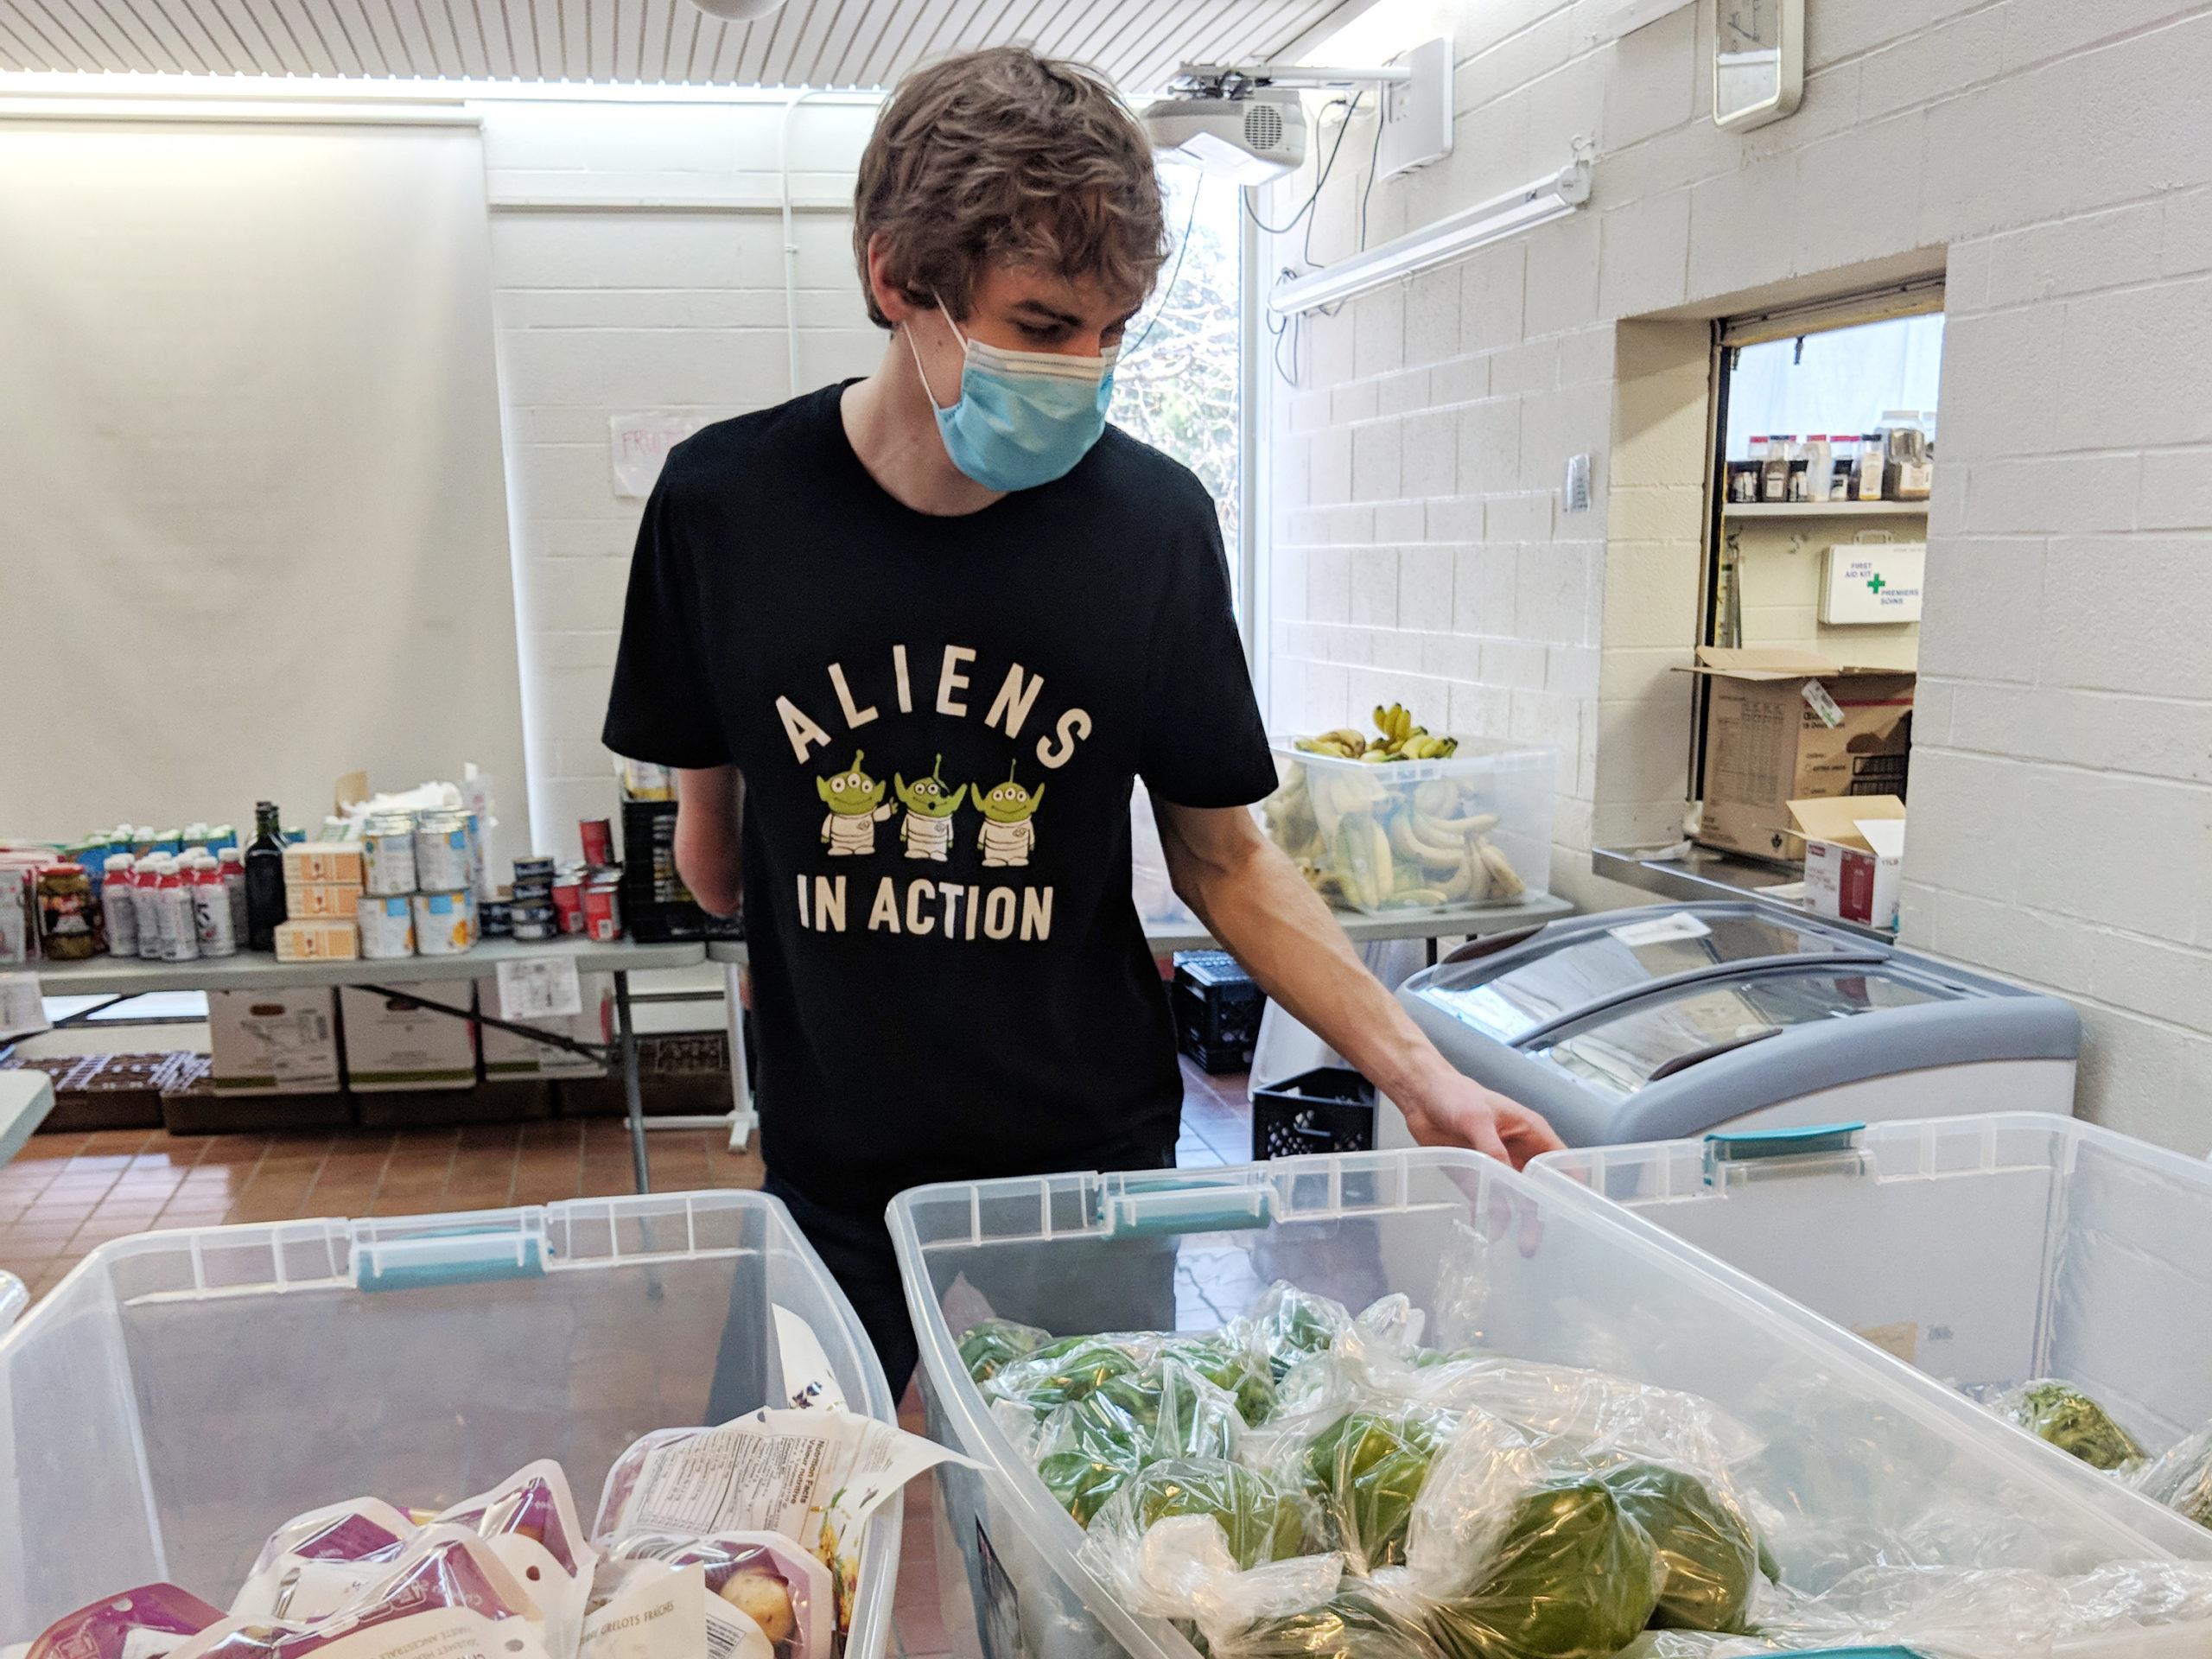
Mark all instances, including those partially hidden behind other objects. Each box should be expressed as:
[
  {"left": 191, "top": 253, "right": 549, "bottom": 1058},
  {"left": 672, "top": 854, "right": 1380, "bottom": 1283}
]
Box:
[
  {"left": 510, "top": 879, "right": 552, "bottom": 904},
  {"left": 582, "top": 878, "right": 623, "bottom": 942},
  {"left": 358, "top": 893, "right": 416, "bottom": 959},
  {"left": 410, "top": 888, "right": 477, "bottom": 956},
  {"left": 362, "top": 812, "right": 418, "bottom": 896},
  {"left": 414, "top": 810, "right": 471, "bottom": 893},
  {"left": 512, "top": 855, "right": 556, "bottom": 884},
  {"left": 480, "top": 899, "right": 512, "bottom": 938},
  {"left": 552, "top": 873, "right": 585, "bottom": 935},
  {"left": 510, "top": 899, "right": 558, "bottom": 942},
  {"left": 579, "top": 817, "right": 615, "bottom": 868}
]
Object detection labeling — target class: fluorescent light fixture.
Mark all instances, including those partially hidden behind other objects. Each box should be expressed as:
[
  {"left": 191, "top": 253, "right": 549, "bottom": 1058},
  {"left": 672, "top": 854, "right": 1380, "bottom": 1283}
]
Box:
[{"left": 1266, "top": 158, "right": 1592, "bottom": 316}]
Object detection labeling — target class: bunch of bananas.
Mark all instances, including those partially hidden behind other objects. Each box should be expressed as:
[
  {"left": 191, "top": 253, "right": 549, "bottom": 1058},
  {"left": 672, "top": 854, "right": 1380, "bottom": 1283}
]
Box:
[
  {"left": 1262, "top": 760, "right": 1526, "bottom": 914},
  {"left": 1294, "top": 705, "right": 1460, "bottom": 764}
]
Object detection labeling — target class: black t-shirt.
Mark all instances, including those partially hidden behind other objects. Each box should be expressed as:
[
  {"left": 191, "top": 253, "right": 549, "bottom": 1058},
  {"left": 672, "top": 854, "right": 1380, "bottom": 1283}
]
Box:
[{"left": 603, "top": 383, "right": 1276, "bottom": 1218}]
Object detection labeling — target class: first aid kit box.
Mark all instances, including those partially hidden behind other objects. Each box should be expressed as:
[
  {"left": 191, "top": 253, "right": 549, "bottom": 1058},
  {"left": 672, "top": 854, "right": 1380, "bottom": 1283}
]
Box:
[
  {"left": 1535, "top": 1114, "right": 2212, "bottom": 1499},
  {"left": 0, "top": 1190, "right": 899, "bottom": 1649},
  {"left": 890, "top": 1152, "right": 2212, "bottom": 1659}
]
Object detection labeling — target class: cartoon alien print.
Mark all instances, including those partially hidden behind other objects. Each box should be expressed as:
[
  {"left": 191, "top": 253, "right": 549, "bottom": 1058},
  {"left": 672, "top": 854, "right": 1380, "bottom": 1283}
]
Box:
[
  {"left": 974, "top": 762, "right": 1045, "bottom": 868},
  {"left": 894, "top": 755, "right": 968, "bottom": 861},
  {"left": 817, "top": 751, "right": 894, "bottom": 855}
]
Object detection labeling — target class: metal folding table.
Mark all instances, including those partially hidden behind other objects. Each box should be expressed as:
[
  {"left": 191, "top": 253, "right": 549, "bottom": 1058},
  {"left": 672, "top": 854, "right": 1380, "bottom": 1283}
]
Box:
[{"left": 24, "top": 938, "right": 707, "bottom": 1193}]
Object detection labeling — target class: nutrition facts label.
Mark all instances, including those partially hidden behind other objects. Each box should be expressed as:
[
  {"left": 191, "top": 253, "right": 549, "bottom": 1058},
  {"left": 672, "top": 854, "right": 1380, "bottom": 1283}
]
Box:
[{"left": 497, "top": 956, "right": 583, "bottom": 1020}]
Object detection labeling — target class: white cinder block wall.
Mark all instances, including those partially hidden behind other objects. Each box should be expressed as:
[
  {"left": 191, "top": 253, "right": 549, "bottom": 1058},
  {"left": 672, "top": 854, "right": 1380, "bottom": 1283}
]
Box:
[
  {"left": 1270, "top": 0, "right": 2212, "bottom": 1143},
  {"left": 482, "top": 98, "right": 884, "bottom": 862}
]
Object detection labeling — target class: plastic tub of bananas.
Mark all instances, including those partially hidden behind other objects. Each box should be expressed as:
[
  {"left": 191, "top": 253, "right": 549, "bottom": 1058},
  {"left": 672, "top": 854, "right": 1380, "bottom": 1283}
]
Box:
[{"left": 1262, "top": 705, "right": 1557, "bottom": 913}]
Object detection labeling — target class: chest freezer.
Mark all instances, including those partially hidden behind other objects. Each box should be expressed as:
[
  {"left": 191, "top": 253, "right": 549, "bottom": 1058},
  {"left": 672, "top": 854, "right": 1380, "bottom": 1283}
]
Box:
[{"left": 1392, "top": 901, "right": 2077, "bottom": 1147}]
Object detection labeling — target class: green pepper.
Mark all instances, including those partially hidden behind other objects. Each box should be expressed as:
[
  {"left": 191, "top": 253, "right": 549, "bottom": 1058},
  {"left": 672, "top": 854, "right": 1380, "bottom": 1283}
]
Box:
[
  {"left": 1426, "top": 1477, "right": 1661, "bottom": 1659},
  {"left": 1596, "top": 1463, "right": 1758, "bottom": 1633},
  {"left": 1160, "top": 1334, "right": 1278, "bottom": 1427},
  {"left": 1301, "top": 1411, "right": 1443, "bottom": 1572},
  {"left": 959, "top": 1319, "right": 1052, "bottom": 1383},
  {"left": 1233, "top": 1584, "right": 1443, "bottom": 1659},
  {"left": 1036, "top": 1391, "right": 1148, "bottom": 1525},
  {"left": 1127, "top": 1457, "right": 1309, "bottom": 1569}
]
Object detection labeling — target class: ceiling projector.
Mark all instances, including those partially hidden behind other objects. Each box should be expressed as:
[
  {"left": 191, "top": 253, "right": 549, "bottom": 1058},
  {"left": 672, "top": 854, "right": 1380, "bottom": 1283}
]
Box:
[
  {"left": 1141, "top": 89, "right": 1307, "bottom": 184},
  {"left": 687, "top": 0, "right": 786, "bottom": 18}
]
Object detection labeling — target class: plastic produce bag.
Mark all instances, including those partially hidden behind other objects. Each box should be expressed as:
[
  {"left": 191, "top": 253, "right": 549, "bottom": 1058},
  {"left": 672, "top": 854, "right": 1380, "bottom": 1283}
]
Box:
[
  {"left": 1158, "top": 1330, "right": 1278, "bottom": 1427},
  {"left": 228, "top": 1498, "right": 420, "bottom": 1621},
  {"left": 1152, "top": 1357, "right": 1246, "bottom": 1464},
  {"left": 1082, "top": 1513, "right": 1344, "bottom": 1641},
  {"left": 435, "top": 1459, "right": 596, "bottom": 1659},
  {"left": 1216, "top": 1577, "right": 1447, "bottom": 1659},
  {"left": 1422, "top": 1477, "right": 1662, "bottom": 1659},
  {"left": 2128, "top": 1420, "right": 2212, "bottom": 1526},
  {"left": 1035, "top": 1389, "right": 1151, "bottom": 1526},
  {"left": 171, "top": 1529, "right": 555, "bottom": 1659},
  {"left": 1594, "top": 1463, "right": 1758, "bottom": 1633},
  {"left": 987, "top": 1334, "right": 1162, "bottom": 1421},
  {"left": 606, "top": 1532, "right": 834, "bottom": 1659},
  {"left": 960, "top": 1318, "right": 1052, "bottom": 1382},
  {"left": 1986, "top": 1379, "right": 2143, "bottom": 1471},
  {"left": 24, "top": 1586, "right": 226, "bottom": 1659},
  {"left": 1079, "top": 1457, "right": 1313, "bottom": 1619},
  {"left": 1250, "top": 1285, "right": 1356, "bottom": 1383},
  {"left": 1301, "top": 1409, "right": 1452, "bottom": 1573},
  {"left": 581, "top": 1560, "right": 772, "bottom": 1659}
]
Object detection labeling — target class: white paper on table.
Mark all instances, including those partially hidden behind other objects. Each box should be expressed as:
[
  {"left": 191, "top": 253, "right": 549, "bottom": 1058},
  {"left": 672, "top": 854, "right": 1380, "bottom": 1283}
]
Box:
[
  {"left": 774, "top": 1304, "right": 849, "bottom": 1412},
  {"left": 500, "top": 956, "right": 583, "bottom": 1020},
  {"left": 0, "top": 972, "right": 47, "bottom": 1039}
]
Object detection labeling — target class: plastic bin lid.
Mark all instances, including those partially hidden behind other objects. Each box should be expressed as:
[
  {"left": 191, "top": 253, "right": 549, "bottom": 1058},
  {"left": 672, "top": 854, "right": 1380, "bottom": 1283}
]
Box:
[{"left": 1410, "top": 902, "right": 1885, "bottom": 1044}]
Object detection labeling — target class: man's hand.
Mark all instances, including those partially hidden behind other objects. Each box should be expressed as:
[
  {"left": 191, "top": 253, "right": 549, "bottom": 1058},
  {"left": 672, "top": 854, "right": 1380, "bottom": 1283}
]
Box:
[
  {"left": 1153, "top": 799, "right": 1566, "bottom": 1170},
  {"left": 1392, "top": 1067, "right": 1566, "bottom": 1170}
]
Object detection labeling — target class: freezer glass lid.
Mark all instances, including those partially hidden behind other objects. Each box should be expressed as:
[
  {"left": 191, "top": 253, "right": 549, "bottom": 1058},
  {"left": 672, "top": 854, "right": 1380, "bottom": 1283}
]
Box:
[
  {"left": 1415, "top": 910, "right": 1872, "bottom": 1042},
  {"left": 1527, "top": 966, "right": 1956, "bottom": 1103}
]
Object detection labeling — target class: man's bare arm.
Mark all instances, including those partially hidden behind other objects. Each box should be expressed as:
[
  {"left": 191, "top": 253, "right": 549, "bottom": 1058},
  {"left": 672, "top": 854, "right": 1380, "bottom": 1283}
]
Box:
[
  {"left": 673, "top": 765, "right": 745, "bottom": 918},
  {"left": 1154, "top": 799, "right": 1564, "bottom": 1168}
]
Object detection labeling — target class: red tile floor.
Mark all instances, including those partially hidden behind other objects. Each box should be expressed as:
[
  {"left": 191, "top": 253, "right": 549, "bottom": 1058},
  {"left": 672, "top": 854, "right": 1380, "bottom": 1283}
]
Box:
[{"left": 0, "top": 1058, "right": 1254, "bottom": 1659}]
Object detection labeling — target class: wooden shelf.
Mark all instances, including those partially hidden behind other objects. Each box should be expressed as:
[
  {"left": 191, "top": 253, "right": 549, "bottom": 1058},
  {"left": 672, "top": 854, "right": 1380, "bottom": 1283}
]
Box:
[{"left": 1723, "top": 500, "right": 1928, "bottom": 519}]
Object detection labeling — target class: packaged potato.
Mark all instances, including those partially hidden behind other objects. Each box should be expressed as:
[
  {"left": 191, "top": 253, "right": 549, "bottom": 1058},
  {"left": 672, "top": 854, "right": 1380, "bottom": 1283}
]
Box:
[
  {"left": 174, "top": 1529, "right": 553, "bottom": 1659},
  {"left": 603, "top": 1534, "right": 832, "bottom": 1659},
  {"left": 25, "top": 1585, "right": 226, "bottom": 1659},
  {"left": 227, "top": 1498, "right": 419, "bottom": 1622},
  {"left": 581, "top": 1561, "right": 772, "bottom": 1659},
  {"left": 435, "top": 1460, "right": 597, "bottom": 1659}
]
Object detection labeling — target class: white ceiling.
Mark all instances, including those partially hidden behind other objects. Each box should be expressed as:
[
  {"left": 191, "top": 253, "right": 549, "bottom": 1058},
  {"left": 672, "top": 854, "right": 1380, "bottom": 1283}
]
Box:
[{"left": 0, "top": 0, "right": 1362, "bottom": 89}]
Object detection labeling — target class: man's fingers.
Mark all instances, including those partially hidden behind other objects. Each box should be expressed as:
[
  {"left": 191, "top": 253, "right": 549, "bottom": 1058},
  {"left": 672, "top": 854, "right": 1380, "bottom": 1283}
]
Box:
[{"left": 1465, "top": 1109, "right": 1512, "bottom": 1167}]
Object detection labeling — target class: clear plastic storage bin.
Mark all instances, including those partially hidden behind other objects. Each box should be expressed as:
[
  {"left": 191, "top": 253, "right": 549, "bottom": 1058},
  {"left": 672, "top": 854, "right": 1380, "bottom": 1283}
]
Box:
[
  {"left": 1534, "top": 1113, "right": 2212, "bottom": 1465},
  {"left": 1259, "top": 740, "right": 1555, "bottom": 913},
  {"left": 890, "top": 1152, "right": 2212, "bottom": 1659},
  {"left": 0, "top": 1191, "right": 899, "bottom": 1646}
]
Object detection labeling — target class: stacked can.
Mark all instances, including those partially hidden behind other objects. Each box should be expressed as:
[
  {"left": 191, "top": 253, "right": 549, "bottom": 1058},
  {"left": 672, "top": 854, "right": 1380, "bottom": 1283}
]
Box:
[
  {"left": 577, "top": 816, "right": 625, "bottom": 942},
  {"left": 510, "top": 855, "right": 557, "bottom": 941},
  {"left": 412, "top": 810, "right": 478, "bottom": 956},
  {"left": 360, "top": 810, "right": 419, "bottom": 959}
]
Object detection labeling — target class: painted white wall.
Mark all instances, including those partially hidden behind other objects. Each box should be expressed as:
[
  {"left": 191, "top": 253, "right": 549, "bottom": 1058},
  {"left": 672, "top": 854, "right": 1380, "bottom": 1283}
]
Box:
[
  {"left": 1266, "top": 0, "right": 2212, "bottom": 1143},
  {"left": 480, "top": 98, "right": 885, "bottom": 863}
]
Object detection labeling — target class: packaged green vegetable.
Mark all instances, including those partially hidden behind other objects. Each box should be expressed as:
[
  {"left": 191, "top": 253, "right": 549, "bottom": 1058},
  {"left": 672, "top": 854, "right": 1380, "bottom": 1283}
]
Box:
[
  {"left": 1425, "top": 1477, "right": 1662, "bottom": 1659},
  {"left": 2129, "top": 1421, "right": 2212, "bottom": 1528},
  {"left": 1224, "top": 1582, "right": 1447, "bottom": 1659},
  {"left": 1301, "top": 1411, "right": 1446, "bottom": 1573},
  {"left": 1162, "top": 1332, "right": 1279, "bottom": 1427},
  {"left": 990, "top": 1335, "right": 1160, "bottom": 1427},
  {"left": 1252, "top": 1283, "right": 1354, "bottom": 1382},
  {"left": 959, "top": 1319, "right": 1051, "bottom": 1383},
  {"left": 1993, "top": 1379, "right": 2144, "bottom": 1471},
  {"left": 1596, "top": 1462, "right": 1758, "bottom": 1633},
  {"left": 1153, "top": 1357, "right": 1246, "bottom": 1465},
  {"left": 1096, "top": 1457, "right": 1311, "bottom": 1571},
  {"left": 1037, "top": 1391, "right": 1150, "bottom": 1525}
]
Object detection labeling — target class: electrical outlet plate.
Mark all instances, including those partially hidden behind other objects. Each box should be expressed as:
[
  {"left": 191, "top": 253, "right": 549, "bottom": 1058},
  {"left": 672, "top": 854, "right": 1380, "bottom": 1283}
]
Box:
[{"left": 1379, "top": 36, "right": 1453, "bottom": 179}]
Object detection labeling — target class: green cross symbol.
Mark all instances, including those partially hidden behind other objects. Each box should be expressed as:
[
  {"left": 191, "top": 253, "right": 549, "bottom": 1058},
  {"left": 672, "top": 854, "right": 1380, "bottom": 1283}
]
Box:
[{"left": 1866, "top": 574, "right": 1886, "bottom": 594}]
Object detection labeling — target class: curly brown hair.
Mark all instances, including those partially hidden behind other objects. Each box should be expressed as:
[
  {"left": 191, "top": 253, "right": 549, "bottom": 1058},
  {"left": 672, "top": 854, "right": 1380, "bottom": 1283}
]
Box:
[{"left": 853, "top": 46, "right": 1168, "bottom": 329}]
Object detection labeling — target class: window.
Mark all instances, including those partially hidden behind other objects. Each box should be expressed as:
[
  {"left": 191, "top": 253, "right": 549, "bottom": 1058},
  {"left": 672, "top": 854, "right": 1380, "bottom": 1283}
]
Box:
[{"left": 1111, "top": 167, "right": 1244, "bottom": 605}]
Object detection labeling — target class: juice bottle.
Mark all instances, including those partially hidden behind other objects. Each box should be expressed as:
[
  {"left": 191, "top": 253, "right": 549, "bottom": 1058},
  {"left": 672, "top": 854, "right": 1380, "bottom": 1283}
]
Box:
[
  {"left": 219, "top": 845, "right": 250, "bottom": 942},
  {"left": 193, "top": 855, "right": 238, "bottom": 957},
  {"left": 158, "top": 856, "right": 200, "bottom": 962},
  {"left": 102, "top": 854, "right": 139, "bottom": 957},
  {"left": 136, "top": 857, "right": 164, "bottom": 960}
]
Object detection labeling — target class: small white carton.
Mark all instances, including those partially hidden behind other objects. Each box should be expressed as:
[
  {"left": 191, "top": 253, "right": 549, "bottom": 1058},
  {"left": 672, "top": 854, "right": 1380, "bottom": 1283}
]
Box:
[{"left": 1789, "top": 796, "right": 1906, "bottom": 931}]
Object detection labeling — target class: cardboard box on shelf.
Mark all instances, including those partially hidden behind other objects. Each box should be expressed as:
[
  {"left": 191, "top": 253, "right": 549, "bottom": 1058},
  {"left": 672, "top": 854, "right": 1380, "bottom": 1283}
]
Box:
[
  {"left": 283, "top": 841, "right": 364, "bottom": 885},
  {"left": 284, "top": 880, "right": 365, "bottom": 919},
  {"left": 1683, "top": 649, "right": 1914, "bottom": 859},
  {"left": 274, "top": 918, "right": 358, "bottom": 962},
  {"left": 474, "top": 971, "right": 612, "bottom": 1079},
  {"left": 209, "top": 988, "right": 340, "bottom": 1096},
  {"left": 337, "top": 985, "right": 478, "bottom": 1091},
  {"left": 1789, "top": 796, "right": 1906, "bottom": 930}
]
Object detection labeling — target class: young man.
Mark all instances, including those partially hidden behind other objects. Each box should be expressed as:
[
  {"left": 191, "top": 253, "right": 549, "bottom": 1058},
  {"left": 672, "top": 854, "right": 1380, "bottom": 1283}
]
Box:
[{"left": 604, "top": 46, "right": 1562, "bottom": 1394}]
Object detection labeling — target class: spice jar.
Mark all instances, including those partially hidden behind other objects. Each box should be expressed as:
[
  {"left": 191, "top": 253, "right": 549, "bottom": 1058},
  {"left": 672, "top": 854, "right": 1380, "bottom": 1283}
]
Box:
[{"left": 37, "top": 861, "right": 98, "bottom": 960}]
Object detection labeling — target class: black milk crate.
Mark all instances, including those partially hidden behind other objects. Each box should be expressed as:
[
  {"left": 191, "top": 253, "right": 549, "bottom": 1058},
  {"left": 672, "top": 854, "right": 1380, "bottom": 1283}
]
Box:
[
  {"left": 1252, "top": 1067, "right": 1376, "bottom": 1160},
  {"left": 1172, "top": 950, "right": 1263, "bottom": 1076}
]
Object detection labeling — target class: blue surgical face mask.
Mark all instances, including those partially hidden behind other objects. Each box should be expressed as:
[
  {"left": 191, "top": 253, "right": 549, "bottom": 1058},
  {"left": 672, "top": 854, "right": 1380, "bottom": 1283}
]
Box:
[{"left": 906, "top": 308, "right": 1117, "bottom": 492}]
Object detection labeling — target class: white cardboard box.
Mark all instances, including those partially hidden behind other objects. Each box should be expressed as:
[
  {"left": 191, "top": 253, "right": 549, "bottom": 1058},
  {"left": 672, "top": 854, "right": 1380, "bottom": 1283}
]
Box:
[
  {"left": 475, "top": 972, "right": 611, "bottom": 1078},
  {"left": 338, "top": 985, "right": 477, "bottom": 1091},
  {"left": 209, "top": 988, "right": 341, "bottom": 1096},
  {"left": 1789, "top": 796, "right": 1906, "bottom": 931}
]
